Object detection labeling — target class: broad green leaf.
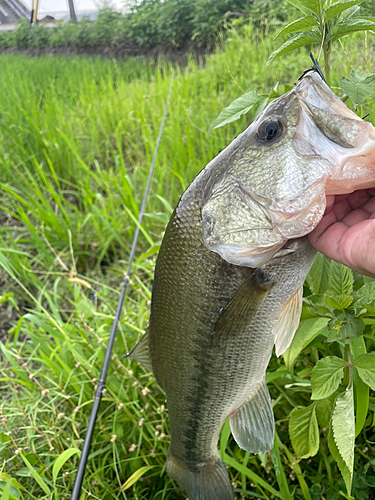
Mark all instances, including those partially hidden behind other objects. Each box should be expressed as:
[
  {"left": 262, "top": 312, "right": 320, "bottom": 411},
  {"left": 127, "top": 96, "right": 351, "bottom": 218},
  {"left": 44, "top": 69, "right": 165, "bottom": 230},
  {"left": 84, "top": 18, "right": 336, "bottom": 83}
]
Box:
[
  {"left": 316, "top": 394, "right": 336, "bottom": 428},
  {"left": 122, "top": 466, "right": 155, "bottom": 491},
  {"left": 330, "top": 18, "right": 375, "bottom": 42},
  {"left": 52, "top": 448, "right": 81, "bottom": 483},
  {"left": 328, "top": 423, "right": 352, "bottom": 497},
  {"left": 289, "top": 403, "right": 319, "bottom": 459},
  {"left": 352, "top": 353, "right": 375, "bottom": 390},
  {"left": 325, "top": 294, "right": 353, "bottom": 310},
  {"left": 252, "top": 96, "right": 269, "bottom": 118},
  {"left": 324, "top": 0, "right": 365, "bottom": 23},
  {"left": 311, "top": 356, "right": 347, "bottom": 399},
  {"left": 0, "top": 475, "right": 20, "bottom": 500},
  {"left": 328, "top": 261, "right": 353, "bottom": 296},
  {"left": 266, "top": 32, "right": 320, "bottom": 66},
  {"left": 274, "top": 16, "right": 318, "bottom": 39},
  {"left": 285, "top": 0, "right": 311, "bottom": 14},
  {"left": 283, "top": 318, "right": 329, "bottom": 371},
  {"left": 306, "top": 253, "right": 331, "bottom": 294},
  {"left": 286, "top": 0, "right": 322, "bottom": 16},
  {"left": 19, "top": 454, "right": 51, "bottom": 496},
  {"left": 327, "top": 316, "right": 365, "bottom": 342},
  {"left": 331, "top": 389, "right": 355, "bottom": 496},
  {"left": 354, "top": 281, "right": 375, "bottom": 306},
  {"left": 210, "top": 91, "right": 265, "bottom": 130},
  {"left": 340, "top": 70, "right": 375, "bottom": 105}
]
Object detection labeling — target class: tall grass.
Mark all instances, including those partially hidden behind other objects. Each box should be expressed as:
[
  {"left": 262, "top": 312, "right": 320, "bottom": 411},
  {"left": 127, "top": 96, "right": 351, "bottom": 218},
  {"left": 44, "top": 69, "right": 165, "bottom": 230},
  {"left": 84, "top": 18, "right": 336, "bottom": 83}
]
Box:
[{"left": 0, "top": 25, "right": 375, "bottom": 499}]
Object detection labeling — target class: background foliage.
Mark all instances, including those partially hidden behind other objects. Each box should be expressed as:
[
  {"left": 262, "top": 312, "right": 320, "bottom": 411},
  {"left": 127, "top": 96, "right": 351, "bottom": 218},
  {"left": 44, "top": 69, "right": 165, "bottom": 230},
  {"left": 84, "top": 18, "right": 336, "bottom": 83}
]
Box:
[
  {"left": 0, "top": 4, "right": 375, "bottom": 500},
  {"left": 0, "top": 1, "right": 300, "bottom": 50}
]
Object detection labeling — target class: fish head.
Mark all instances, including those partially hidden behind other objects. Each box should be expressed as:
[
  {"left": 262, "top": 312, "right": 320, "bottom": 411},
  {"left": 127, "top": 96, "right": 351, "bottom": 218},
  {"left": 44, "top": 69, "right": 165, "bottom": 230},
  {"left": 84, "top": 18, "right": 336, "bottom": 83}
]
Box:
[{"left": 202, "top": 71, "right": 375, "bottom": 267}]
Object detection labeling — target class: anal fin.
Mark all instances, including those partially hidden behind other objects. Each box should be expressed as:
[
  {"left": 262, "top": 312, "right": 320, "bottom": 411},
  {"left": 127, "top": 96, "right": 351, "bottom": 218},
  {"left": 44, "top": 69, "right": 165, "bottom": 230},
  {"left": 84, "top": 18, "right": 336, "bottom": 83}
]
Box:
[
  {"left": 274, "top": 286, "right": 303, "bottom": 357},
  {"left": 230, "top": 378, "right": 274, "bottom": 454},
  {"left": 127, "top": 330, "right": 153, "bottom": 372}
]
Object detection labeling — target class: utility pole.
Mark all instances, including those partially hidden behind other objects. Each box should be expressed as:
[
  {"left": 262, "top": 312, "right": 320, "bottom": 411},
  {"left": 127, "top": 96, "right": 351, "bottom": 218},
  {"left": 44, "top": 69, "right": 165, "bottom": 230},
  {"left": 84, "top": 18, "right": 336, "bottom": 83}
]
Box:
[{"left": 67, "top": 0, "right": 77, "bottom": 23}]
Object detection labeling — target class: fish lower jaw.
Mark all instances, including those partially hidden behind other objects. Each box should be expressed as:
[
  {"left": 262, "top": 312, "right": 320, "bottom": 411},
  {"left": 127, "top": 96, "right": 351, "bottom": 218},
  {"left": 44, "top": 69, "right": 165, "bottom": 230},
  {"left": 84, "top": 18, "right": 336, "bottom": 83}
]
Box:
[{"left": 211, "top": 241, "right": 285, "bottom": 268}]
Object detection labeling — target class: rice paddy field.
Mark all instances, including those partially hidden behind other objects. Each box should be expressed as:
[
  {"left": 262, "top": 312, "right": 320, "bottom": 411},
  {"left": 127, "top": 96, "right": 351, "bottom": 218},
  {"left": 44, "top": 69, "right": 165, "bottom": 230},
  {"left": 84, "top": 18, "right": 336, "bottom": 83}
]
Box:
[{"left": 0, "top": 25, "right": 375, "bottom": 500}]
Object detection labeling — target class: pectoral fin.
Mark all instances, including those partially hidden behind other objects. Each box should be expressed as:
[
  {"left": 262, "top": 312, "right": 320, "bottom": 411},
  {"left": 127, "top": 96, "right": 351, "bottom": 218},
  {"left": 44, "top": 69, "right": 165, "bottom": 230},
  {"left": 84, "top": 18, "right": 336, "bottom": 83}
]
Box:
[
  {"left": 128, "top": 330, "right": 153, "bottom": 372},
  {"left": 214, "top": 269, "right": 275, "bottom": 336},
  {"left": 230, "top": 377, "right": 274, "bottom": 454},
  {"left": 274, "top": 287, "right": 303, "bottom": 357}
]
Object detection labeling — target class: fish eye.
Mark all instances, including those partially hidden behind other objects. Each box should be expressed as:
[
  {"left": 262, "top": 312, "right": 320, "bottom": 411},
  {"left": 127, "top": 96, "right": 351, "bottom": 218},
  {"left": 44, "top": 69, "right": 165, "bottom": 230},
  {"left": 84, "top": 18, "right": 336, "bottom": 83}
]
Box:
[{"left": 257, "top": 118, "right": 284, "bottom": 142}]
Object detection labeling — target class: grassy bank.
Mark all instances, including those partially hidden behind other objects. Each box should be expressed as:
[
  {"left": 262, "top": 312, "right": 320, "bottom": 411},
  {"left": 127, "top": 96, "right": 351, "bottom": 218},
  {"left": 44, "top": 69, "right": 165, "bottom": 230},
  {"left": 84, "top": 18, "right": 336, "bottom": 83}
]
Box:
[{"left": 0, "top": 26, "right": 375, "bottom": 500}]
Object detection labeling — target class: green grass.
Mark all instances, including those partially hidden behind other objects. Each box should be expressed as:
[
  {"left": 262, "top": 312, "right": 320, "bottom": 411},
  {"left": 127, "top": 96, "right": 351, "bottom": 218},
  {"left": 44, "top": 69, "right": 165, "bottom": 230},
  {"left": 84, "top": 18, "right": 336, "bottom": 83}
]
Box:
[{"left": 0, "top": 24, "right": 375, "bottom": 500}]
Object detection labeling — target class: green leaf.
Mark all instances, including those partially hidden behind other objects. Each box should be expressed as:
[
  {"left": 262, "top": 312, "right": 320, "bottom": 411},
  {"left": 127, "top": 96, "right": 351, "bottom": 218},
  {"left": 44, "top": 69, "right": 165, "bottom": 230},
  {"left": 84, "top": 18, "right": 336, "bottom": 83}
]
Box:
[
  {"left": 0, "top": 480, "right": 11, "bottom": 500},
  {"left": 324, "top": 0, "right": 365, "bottom": 23},
  {"left": 271, "top": 438, "right": 293, "bottom": 500},
  {"left": 0, "top": 475, "right": 21, "bottom": 500},
  {"left": 316, "top": 394, "right": 336, "bottom": 428},
  {"left": 220, "top": 418, "right": 231, "bottom": 458},
  {"left": 285, "top": 0, "right": 311, "bottom": 14},
  {"left": 19, "top": 454, "right": 51, "bottom": 496},
  {"left": 283, "top": 318, "right": 329, "bottom": 371},
  {"left": 121, "top": 466, "right": 155, "bottom": 491},
  {"left": 354, "top": 281, "right": 375, "bottom": 306},
  {"left": 311, "top": 356, "right": 347, "bottom": 399},
  {"left": 330, "top": 17, "right": 375, "bottom": 42},
  {"left": 340, "top": 70, "right": 375, "bottom": 105},
  {"left": 328, "top": 261, "right": 353, "bottom": 296},
  {"left": 289, "top": 403, "right": 320, "bottom": 459},
  {"left": 306, "top": 253, "right": 331, "bottom": 295},
  {"left": 331, "top": 389, "right": 355, "bottom": 496},
  {"left": 327, "top": 316, "right": 365, "bottom": 342},
  {"left": 351, "top": 338, "right": 369, "bottom": 437},
  {"left": 286, "top": 0, "right": 322, "bottom": 16},
  {"left": 325, "top": 294, "right": 353, "bottom": 310},
  {"left": 223, "top": 454, "right": 282, "bottom": 498},
  {"left": 328, "top": 423, "right": 352, "bottom": 497},
  {"left": 266, "top": 32, "right": 320, "bottom": 66},
  {"left": 52, "top": 448, "right": 81, "bottom": 484},
  {"left": 352, "top": 353, "right": 375, "bottom": 390},
  {"left": 210, "top": 91, "right": 265, "bottom": 130},
  {"left": 274, "top": 16, "right": 318, "bottom": 39},
  {"left": 76, "top": 297, "right": 95, "bottom": 318}
]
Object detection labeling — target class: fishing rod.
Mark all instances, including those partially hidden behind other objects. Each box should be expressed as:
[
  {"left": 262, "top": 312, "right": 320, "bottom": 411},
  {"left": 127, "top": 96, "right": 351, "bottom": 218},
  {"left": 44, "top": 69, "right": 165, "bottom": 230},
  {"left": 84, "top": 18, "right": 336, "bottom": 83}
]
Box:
[{"left": 70, "top": 73, "right": 174, "bottom": 500}]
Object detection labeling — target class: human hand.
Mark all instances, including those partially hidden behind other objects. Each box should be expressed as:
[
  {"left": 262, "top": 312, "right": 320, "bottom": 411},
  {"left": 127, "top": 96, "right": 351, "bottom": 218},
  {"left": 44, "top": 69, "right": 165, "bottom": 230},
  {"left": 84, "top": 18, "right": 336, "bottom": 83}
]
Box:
[{"left": 308, "top": 189, "right": 375, "bottom": 278}]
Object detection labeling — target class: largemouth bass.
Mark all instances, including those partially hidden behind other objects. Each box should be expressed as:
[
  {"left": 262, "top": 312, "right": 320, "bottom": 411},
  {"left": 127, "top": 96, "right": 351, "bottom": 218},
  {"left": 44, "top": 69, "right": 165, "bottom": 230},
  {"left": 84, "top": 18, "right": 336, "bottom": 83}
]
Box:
[{"left": 129, "top": 70, "right": 375, "bottom": 500}]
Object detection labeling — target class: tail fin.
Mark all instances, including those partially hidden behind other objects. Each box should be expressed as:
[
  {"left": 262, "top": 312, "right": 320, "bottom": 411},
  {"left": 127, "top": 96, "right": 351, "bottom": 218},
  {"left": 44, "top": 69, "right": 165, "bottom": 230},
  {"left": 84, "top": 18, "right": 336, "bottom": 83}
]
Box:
[{"left": 167, "top": 453, "right": 233, "bottom": 500}]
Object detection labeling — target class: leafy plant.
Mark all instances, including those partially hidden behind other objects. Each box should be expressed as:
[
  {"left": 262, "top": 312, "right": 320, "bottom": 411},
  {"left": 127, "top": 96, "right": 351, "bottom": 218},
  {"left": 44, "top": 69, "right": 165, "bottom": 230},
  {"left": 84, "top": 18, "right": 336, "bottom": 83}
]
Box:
[
  {"left": 268, "top": 0, "right": 375, "bottom": 87},
  {"left": 284, "top": 255, "right": 375, "bottom": 497}
]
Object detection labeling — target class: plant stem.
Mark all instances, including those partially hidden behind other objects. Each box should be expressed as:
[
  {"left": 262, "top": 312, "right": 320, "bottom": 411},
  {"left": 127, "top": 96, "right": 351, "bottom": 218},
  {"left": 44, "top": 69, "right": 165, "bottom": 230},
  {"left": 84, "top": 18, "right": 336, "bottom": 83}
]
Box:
[{"left": 323, "top": 42, "right": 332, "bottom": 88}]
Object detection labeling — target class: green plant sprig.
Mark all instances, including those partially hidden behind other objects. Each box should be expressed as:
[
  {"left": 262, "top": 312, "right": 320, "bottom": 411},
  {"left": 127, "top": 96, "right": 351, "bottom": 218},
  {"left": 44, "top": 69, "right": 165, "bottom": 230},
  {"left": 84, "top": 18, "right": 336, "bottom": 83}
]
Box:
[{"left": 268, "top": 0, "right": 375, "bottom": 87}]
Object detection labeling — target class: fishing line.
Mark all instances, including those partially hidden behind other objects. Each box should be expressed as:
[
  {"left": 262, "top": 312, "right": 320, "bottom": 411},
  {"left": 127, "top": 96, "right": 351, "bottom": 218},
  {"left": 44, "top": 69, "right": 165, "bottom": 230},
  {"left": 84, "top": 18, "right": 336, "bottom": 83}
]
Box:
[{"left": 70, "top": 73, "right": 174, "bottom": 500}]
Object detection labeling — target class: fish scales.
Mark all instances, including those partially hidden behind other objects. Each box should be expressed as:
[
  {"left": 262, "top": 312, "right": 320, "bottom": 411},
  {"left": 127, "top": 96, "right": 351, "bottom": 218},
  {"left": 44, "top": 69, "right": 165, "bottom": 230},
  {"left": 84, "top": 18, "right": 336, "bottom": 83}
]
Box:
[
  {"left": 129, "top": 71, "right": 375, "bottom": 499},
  {"left": 148, "top": 167, "right": 315, "bottom": 498}
]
